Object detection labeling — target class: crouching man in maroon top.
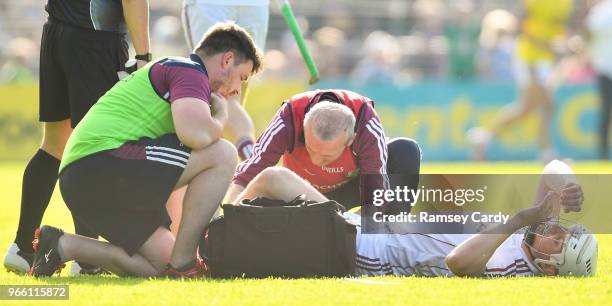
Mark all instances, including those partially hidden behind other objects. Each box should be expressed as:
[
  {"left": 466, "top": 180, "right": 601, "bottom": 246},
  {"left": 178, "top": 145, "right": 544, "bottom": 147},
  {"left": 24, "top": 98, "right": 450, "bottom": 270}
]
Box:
[{"left": 226, "top": 89, "right": 421, "bottom": 212}]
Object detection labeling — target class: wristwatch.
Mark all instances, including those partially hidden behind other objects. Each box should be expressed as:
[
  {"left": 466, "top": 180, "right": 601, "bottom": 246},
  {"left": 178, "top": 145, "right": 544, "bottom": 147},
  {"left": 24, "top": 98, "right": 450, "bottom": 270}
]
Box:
[{"left": 135, "top": 53, "right": 152, "bottom": 62}]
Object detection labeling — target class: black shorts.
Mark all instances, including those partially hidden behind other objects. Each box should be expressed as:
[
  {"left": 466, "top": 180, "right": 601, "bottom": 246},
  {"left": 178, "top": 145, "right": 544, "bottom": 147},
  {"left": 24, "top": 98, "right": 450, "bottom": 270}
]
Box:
[
  {"left": 324, "top": 177, "right": 360, "bottom": 209},
  {"left": 39, "top": 17, "right": 128, "bottom": 127},
  {"left": 324, "top": 137, "right": 421, "bottom": 212},
  {"left": 59, "top": 134, "right": 191, "bottom": 255}
]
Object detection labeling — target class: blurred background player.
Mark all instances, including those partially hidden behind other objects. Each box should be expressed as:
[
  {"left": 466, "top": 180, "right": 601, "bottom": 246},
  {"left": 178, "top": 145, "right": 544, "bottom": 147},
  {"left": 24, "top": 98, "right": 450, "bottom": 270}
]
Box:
[
  {"left": 166, "top": 0, "right": 270, "bottom": 234},
  {"left": 182, "top": 0, "right": 269, "bottom": 159},
  {"left": 468, "top": 0, "right": 573, "bottom": 162},
  {"left": 586, "top": 0, "right": 612, "bottom": 160},
  {"left": 3, "top": 0, "right": 151, "bottom": 275}
]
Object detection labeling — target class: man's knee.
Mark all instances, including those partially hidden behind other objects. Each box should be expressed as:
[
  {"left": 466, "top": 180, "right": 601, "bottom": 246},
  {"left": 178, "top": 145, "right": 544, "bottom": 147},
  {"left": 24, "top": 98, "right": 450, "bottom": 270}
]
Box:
[
  {"left": 252, "top": 167, "right": 295, "bottom": 191},
  {"left": 387, "top": 137, "right": 421, "bottom": 173},
  {"left": 209, "top": 139, "right": 239, "bottom": 169}
]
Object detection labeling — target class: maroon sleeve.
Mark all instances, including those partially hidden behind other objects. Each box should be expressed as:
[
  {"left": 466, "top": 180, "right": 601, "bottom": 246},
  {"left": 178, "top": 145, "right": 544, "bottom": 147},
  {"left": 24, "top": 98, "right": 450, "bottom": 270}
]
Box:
[
  {"left": 353, "top": 104, "right": 389, "bottom": 206},
  {"left": 150, "top": 63, "right": 212, "bottom": 105},
  {"left": 233, "top": 103, "right": 293, "bottom": 187}
]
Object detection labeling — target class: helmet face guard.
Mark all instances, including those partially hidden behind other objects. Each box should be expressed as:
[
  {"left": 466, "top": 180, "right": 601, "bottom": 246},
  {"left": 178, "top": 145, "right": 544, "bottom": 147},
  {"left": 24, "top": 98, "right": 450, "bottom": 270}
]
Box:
[
  {"left": 523, "top": 220, "right": 597, "bottom": 276},
  {"left": 524, "top": 221, "right": 569, "bottom": 275}
]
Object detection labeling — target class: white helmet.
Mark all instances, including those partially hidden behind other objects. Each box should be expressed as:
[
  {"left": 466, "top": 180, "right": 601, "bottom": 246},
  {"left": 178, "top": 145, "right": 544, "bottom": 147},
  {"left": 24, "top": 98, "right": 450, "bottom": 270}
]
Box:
[{"left": 525, "top": 222, "right": 598, "bottom": 276}]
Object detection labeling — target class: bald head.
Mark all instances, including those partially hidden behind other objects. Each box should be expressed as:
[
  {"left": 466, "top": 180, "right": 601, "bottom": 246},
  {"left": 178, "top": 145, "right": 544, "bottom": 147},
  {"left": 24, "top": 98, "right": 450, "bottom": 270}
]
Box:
[{"left": 303, "top": 101, "right": 355, "bottom": 142}]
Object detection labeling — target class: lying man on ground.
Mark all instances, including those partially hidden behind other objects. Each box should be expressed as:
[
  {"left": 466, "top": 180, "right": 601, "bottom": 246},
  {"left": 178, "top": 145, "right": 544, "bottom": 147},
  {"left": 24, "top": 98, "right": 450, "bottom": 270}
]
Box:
[
  {"left": 352, "top": 161, "right": 596, "bottom": 276},
  {"left": 235, "top": 155, "right": 597, "bottom": 277}
]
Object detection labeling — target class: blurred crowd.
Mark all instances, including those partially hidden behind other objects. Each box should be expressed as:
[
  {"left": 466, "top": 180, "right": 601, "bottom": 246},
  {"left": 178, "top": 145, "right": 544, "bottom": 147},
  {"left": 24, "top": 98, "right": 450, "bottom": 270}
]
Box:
[{"left": 0, "top": 0, "right": 605, "bottom": 85}]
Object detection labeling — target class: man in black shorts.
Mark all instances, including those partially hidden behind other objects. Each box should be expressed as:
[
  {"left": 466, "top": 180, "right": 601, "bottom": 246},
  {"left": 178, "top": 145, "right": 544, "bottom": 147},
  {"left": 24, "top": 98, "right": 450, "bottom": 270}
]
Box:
[
  {"left": 30, "top": 22, "right": 264, "bottom": 278},
  {"left": 3, "top": 0, "right": 151, "bottom": 275}
]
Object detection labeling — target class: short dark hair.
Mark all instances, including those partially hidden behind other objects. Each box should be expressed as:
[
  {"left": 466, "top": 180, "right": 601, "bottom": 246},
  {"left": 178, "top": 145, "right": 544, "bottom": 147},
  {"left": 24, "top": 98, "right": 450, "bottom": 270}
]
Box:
[{"left": 194, "top": 22, "right": 263, "bottom": 74}]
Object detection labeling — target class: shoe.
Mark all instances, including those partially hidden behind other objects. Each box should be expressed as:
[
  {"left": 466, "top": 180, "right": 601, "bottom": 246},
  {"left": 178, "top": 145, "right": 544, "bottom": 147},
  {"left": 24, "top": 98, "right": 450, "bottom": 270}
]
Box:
[
  {"left": 70, "top": 261, "right": 108, "bottom": 276},
  {"left": 30, "top": 226, "right": 66, "bottom": 277},
  {"left": 467, "top": 127, "right": 492, "bottom": 161},
  {"left": 4, "top": 243, "right": 33, "bottom": 274},
  {"left": 164, "top": 257, "right": 209, "bottom": 278}
]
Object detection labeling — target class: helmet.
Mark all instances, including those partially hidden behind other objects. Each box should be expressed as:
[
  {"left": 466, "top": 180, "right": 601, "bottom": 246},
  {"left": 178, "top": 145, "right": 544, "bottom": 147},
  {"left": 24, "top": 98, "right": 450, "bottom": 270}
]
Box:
[{"left": 524, "top": 221, "right": 598, "bottom": 276}]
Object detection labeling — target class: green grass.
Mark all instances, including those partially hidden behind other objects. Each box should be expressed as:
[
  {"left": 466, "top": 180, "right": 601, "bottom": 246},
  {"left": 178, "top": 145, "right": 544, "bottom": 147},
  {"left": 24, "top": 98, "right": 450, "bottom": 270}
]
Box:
[{"left": 0, "top": 161, "right": 611, "bottom": 306}]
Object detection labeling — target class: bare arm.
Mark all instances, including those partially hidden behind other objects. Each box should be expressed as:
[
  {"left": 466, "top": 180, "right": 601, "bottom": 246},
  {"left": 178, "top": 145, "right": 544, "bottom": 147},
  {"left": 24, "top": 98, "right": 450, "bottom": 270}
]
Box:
[
  {"left": 226, "top": 96, "right": 255, "bottom": 141},
  {"left": 171, "top": 94, "right": 228, "bottom": 150},
  {"left": 446, "top": 160, "right": 584, "bottom": 276},
  {"left": 536, "top": 160, "right": 583, "bottom": 214},
  {"left": 122, "top": 0, "right": 150, "bottom": 67},
  {"left": 230, "top": 103, "right": 293, "bottom": 195},
  {"left": 445, "top": 192, "right": 555, "bottom": 276}
]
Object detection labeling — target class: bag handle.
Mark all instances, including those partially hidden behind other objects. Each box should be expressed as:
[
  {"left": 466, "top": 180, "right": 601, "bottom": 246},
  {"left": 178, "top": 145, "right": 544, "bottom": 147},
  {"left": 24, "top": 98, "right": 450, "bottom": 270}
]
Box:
[
  {"left": 236, "top": 196, "right": 347, "bottom": 212},
  {"left": 238, "top": 194, "right": 309, "bottom": 207}
]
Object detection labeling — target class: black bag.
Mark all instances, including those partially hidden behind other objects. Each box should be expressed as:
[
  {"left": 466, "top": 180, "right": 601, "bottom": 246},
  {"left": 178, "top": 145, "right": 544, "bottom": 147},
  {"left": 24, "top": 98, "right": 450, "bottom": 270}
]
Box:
[{"left": 199, "top": 196, "right": 357, "bottom": 278}]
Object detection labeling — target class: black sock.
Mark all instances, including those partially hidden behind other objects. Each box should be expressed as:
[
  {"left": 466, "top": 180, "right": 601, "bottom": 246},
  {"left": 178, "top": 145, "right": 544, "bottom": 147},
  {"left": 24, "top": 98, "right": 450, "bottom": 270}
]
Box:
[{"left": 14, "top": 149, "right": 60, "bottom": 253}]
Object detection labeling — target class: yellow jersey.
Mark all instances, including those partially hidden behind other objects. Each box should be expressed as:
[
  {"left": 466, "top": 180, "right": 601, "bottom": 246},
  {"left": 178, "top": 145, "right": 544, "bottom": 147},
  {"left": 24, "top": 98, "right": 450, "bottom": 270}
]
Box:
[{"left": 517, "top": 0, "right": 573, "bottom": 63}]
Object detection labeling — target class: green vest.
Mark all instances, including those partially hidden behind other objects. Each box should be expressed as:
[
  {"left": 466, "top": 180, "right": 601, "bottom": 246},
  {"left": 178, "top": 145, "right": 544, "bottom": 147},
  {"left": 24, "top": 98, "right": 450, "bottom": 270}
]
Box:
[{"left": 60, "top": 61, "right": 174, "bottom": 172}]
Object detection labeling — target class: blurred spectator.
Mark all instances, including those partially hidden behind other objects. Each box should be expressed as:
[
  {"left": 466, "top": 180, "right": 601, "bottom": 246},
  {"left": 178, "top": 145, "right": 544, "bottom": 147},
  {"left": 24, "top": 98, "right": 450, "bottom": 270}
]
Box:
[
  {"left": 0, "top": 17, "right": 10, "bottom": 63},
  {"left": 312, "top": 26, "right": 346, "bottom": 79},
  {"left": 261, "top": 49, "right": 288, "bottom": 80},
  {"left": 412, "top": 0, "right": 445, "bottom": 37},
  {"left": 350, "top": 31, "right": 400, "bottom": 85},
  {"left": 0, "top": 37, "right": 36, "bottom": 84},
  {"left": 410, "top": 0, "right": 446, "bottom": 79},
  {"left": 279, "top": 16, "right": 311, "bottom": 81},
  {"left": 152, "top": 15, "right": 184, "bottom": 56},
  {"left": 443, "top": 0, "right": 481, "bottom": 80},
  {"left": 550, "top": 35, "right": 594, "bottom": 86},
  {"left": 0, "top": 0, "right": 601, "bottom": 84},
  {"left": 586, "top": 0, "right": 612, "bottom": 159},
  {"left": 477, "top": 9, "right": 517, "bottom": 83}
]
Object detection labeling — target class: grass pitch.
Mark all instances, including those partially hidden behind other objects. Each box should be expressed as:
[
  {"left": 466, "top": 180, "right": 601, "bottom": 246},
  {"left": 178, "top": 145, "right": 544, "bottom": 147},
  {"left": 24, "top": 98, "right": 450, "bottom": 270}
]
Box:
[{"left": 0, "top": 161, "right": 611, "bottom": 306}]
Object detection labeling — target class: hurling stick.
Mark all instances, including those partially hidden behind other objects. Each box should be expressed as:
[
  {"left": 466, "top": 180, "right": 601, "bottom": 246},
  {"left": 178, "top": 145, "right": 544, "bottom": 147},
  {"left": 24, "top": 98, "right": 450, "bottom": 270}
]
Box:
[{"left": 275, "top": 0, "right": 320, "bottom": 84}]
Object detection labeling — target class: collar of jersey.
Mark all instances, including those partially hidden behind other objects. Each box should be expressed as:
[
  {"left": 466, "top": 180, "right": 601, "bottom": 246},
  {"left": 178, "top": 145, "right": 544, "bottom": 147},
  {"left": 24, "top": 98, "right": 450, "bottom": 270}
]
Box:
[{"left": 189, "top": 53, "right": 209, "bottom": 78}]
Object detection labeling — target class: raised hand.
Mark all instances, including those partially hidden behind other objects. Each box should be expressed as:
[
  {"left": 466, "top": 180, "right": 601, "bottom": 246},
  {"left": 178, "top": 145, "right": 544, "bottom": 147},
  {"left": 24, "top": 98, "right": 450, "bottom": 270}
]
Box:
[
  {"left": 517, "top": 191, "right": 556, "bottom": 227},
  {"left": 559, "top": 182, "right": 583, "bottom": 213}
]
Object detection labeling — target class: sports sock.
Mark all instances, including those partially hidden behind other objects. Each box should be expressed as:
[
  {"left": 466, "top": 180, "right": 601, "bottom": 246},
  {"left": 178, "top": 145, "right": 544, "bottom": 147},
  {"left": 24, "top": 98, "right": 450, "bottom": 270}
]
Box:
[{"left": 14, "top": 149, "right": 60, "bottom": 253}]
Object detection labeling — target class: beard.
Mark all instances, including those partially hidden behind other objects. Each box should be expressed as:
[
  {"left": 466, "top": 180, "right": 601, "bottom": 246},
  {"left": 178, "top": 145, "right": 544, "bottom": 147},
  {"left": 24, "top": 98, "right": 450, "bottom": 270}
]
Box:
[
  {"left": 210, "top": 69, "right": 231, "bottom": 96},
  {"left": 210, "top": 79, "right": 223, "bottom": 93}
]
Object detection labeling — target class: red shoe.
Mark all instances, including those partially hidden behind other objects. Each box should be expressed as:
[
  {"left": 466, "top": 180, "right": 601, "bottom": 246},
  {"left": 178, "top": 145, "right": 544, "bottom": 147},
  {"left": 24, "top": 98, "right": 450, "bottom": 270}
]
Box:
[{"left": 164, "top": 257, "right": 209, "bottom": 278}]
